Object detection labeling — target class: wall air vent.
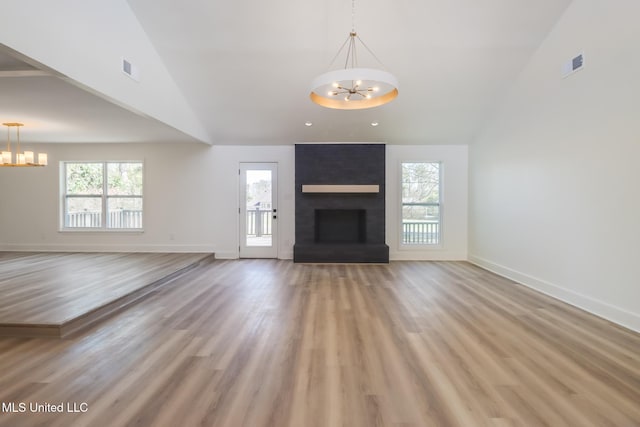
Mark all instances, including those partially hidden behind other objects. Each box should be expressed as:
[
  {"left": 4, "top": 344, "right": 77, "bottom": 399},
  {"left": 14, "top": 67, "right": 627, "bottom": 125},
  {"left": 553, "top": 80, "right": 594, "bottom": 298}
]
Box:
[
  {"left": 122, "top": 58, "right": 140, "bottom": 81},
  {"left": 562, "top": 52, "right": 584, "bottom": 78}
]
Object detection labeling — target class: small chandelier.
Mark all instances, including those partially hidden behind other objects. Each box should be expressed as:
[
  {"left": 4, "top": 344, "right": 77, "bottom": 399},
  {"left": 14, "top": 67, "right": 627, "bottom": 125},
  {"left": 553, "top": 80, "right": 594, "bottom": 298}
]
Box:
[
  {"left": 1, "top": 122, "right": 47, "bottom": 167},
  {"left": 310, "top": 0, "right": 398, "bottom": 110}
]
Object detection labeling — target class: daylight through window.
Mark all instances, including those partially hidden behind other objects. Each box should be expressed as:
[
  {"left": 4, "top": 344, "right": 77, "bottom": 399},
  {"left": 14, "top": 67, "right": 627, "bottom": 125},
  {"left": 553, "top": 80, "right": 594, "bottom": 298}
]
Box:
[
  {"left": 401, "top": 162, "right": 441, "bottom": 245},
  {"left": 63, "top": 162, "right": 143, "bottom": 229}
]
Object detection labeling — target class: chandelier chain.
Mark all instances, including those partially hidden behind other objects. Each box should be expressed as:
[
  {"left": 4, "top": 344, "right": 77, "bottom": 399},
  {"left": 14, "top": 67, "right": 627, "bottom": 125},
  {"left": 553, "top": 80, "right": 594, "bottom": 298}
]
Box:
[{"left": 352, "top": 0, "right": 356, "bottom": 32}]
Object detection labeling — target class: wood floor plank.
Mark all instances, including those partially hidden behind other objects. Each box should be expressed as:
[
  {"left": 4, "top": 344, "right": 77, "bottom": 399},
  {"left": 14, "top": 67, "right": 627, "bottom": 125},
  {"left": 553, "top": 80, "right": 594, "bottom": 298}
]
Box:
[
  {"left": 0, "top": 252, "right": 212, "bottom": 336},
  {"left": 0, "top": 259, "right": 639, "bottom": 426}
]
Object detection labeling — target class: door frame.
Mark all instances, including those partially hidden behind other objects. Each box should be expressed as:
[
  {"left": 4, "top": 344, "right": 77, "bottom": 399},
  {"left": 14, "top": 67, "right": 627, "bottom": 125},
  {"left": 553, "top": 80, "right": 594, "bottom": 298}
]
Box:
[{"left": 239, "top": 162, "right": 278, "bottom": 258}]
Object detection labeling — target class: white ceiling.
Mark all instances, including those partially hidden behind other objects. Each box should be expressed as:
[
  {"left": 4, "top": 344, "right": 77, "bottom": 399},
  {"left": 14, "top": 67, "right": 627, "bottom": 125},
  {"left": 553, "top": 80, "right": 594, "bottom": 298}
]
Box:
[{"left": 1, "top": 0, "right": 573, "bottom": 145}]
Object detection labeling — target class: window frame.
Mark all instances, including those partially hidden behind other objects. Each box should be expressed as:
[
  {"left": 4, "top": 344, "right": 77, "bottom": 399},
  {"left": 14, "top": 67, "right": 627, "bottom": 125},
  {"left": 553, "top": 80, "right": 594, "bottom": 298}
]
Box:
[
  {"left": 60, "top": 161, "right": 144, "bottom": 232},
  {"left": 399, "top": 160, "right": 443, "bottom": 249}
]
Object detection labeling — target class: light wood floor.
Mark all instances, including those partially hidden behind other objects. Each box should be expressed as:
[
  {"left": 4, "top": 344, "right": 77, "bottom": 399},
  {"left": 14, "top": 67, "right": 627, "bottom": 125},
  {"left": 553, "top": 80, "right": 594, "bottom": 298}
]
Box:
[
  {"left": 0, "top": 260, "right": 638, "bottom": 426},
  {"left": 0, "top": 252, "right": 211, "bottom": 336}
]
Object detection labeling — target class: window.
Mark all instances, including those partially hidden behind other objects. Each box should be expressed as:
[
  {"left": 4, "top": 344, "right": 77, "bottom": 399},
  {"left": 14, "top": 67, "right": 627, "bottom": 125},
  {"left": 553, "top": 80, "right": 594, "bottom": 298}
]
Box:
[
  {"left": 401, "top": 162, "right": 441, "bottom": 245},
  {"left": 62, "top": 162, "right": 143, "bottom": 230}
]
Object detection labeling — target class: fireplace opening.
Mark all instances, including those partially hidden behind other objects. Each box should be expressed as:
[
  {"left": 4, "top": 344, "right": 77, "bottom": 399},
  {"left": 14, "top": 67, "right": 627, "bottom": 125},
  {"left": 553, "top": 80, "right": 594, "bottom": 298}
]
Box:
[{"left": 315, "top": 209, "right": 366, "bottom": 243}]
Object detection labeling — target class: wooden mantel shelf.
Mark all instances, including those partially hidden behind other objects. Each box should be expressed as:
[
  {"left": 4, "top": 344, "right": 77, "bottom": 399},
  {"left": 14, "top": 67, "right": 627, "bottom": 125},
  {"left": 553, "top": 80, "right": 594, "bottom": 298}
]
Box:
[{"left": 301, "top": 185, "right": 379, "bottom": 193}]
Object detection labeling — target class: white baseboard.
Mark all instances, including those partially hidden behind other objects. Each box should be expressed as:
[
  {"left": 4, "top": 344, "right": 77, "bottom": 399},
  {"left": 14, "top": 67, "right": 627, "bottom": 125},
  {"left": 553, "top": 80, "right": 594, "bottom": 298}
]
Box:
[
  {"left": 390, "top": 250, "right": 467, "bottom": 261},
  {"left": 0, "top": 243, "right": 216, "bottom": 253},
  {"left": 468, "top": 254, "right": 640, "bottom": 333},
  {"left": 214, "top": 251, "right": 239, "bottom": 260},
  {"left": 214, "top": 248, "right": 293, "bottom": 260}
]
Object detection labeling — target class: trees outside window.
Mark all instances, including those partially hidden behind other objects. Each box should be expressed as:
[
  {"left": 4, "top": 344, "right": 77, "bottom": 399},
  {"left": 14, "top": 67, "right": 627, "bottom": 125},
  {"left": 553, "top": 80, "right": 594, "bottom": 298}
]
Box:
[
  {"left": 401, "top": 162, "right": 441, "bottom": 245},
  {"left": 63, "top": 162, "right": 143, "bottom": 229}
]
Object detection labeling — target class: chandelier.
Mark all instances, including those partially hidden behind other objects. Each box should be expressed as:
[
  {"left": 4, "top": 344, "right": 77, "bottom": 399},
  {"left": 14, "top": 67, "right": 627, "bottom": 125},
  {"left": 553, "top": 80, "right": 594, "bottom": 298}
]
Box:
[
  {"left": 310, "top": 0, "right": 398, "bottom": 110},
  {"left": 1, "top": 123, "right": 47, "bottom": 167}
]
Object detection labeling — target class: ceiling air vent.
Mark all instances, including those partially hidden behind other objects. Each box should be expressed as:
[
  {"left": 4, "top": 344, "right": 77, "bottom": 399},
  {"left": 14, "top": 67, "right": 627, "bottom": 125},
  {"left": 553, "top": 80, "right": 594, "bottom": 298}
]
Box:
[
  {"left": 562, "top": 52, "right": 584, "bottom": 78},
  {"left": 122, "top": 58, "right": 140, "bottom": 81}
]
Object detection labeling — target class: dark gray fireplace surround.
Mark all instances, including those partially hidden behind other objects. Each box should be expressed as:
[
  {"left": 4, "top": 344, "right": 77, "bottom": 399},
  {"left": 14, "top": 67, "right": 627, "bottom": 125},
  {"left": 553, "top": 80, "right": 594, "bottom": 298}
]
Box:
[{"left": 294, "top": 144, "right": 389, "bottom": 263}]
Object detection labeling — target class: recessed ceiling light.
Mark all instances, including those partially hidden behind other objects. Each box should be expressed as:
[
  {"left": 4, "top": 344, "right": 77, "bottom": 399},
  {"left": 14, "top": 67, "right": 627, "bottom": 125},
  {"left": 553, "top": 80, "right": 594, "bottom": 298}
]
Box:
[
  {"left": 305, "top": 121, "right": 313, "bottom": 127},
  {"left": 371, "top": 122, "right": 379, "bottom": 127}
]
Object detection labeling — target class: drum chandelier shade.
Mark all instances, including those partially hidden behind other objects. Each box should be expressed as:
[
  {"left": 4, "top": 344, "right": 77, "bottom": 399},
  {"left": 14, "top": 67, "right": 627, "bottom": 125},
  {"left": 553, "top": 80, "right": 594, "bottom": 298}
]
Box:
[
  {"left": 309, "top": 1, "right": 398, "bottom": 110},
  {"left": 310, "top": 66, "right": 399, "bottom": 110}
]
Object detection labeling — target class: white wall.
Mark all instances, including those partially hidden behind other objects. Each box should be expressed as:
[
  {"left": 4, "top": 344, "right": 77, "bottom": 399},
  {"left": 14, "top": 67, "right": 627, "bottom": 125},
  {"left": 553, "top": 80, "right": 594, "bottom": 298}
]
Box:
[
  {"left": 0, "top": 143, "right": 296, "bottom": 258},
  {"left": 469, "top": 0, "right": 640, "bottom": 331},
  {"left": 211, "top": 144, "right": 468, "bottom": 260},
  {"left": 387, "top": 145, "right": 468, "bottom": 260},
  {"left": 1, "top": 143, "right": 467, "bottom": 261},
  {"left": 0, "top": 142, "right": 217, "bottom": 252}
]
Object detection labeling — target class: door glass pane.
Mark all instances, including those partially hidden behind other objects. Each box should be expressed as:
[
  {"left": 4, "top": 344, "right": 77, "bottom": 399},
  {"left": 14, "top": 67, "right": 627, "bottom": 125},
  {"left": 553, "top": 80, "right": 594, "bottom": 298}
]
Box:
[{"left": 245, "top": 170, "right": 272, "bottom": 247}]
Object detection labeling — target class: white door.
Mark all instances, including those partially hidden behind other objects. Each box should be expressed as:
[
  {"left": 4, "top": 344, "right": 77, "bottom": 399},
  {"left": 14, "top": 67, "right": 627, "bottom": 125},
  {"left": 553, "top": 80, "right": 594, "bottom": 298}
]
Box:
[{"left": 239, "top": 163, "right": 278, "bottom": 258}]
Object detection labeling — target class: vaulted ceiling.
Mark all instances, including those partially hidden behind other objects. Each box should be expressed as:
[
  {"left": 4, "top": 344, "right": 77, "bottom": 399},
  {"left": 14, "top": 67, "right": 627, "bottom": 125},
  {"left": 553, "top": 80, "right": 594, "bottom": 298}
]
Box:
[{"left": 0, "top": 0, "right": 573, "bottom": 145}]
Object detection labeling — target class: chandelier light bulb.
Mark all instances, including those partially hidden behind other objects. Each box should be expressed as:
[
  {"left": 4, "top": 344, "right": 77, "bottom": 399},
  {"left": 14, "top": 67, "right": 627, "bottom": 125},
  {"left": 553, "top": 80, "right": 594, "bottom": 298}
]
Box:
[{"left": 24, "top": 151, "right": 34, "bottom": 164}]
